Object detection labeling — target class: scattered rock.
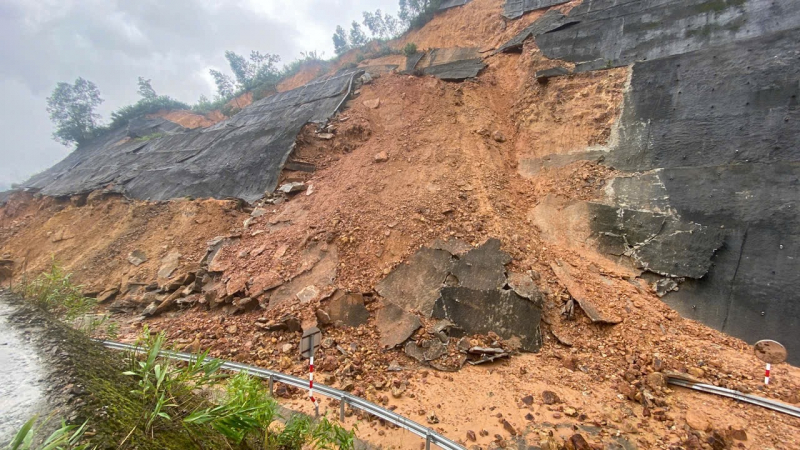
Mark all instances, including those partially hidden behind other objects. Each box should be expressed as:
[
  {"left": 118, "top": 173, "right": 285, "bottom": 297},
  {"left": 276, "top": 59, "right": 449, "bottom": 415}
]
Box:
[
  {"left": 492, "top": 131, "right": 507, "bottom": 143},
  {"left": 646, "top": 372, "right": 667, "bottom": 390},
  {"left": 363, "top": 98, "right": 381, "bottom": 109},
  {"left": 564, "top": 407, "right": 578, "bottom": 417},
  {"left": 521, "top": 395, "right": 534, "bottom": 406},
  {"left": 277, "top": 182, "right": 307, "bottom": 194},
  {"left": 654, "top": 278, "right": 679, "bottom": 297},
  {"left": 96, "top": 288, "right": 119, "bottom": 304},
  {"left": 426, "top": 412, "right": 439, "bottom": 424},
  {"left": 391, "top": 383, "right": 406, "bottom": 398},
  {"left": 296, "top": 285, "right": 321, "bottom": 303},
  {"left": 281, "top": 343, "right": 294, "bottom": 353},
  {"left": 688, "top": 367, "right": 705, "bottom": 378},
  {"left": 501, "top": 419, "right": 516, "bottom": 436},
  {"left": 141, "top": 302, "right": 158, "bottom": 317},
  {"left": 565, "top": 434, "right": 591, "bottom": 450},
  {"left": 315, "top": 308, "right": 332, "bottom": 326},
  {"left": 542, "top": 390, "right": 561, "bottom": 405},
  {"left": 466, "top": 430, "right": 477, "bottom": 442},
  {"left": 374, "top": 151, "right": 389, "bottom": 163},
  {"left": 685, "top": 410, "right": 710, "bottom": 431},
  {"left": 127, "top": 250, "right": 148, "bottom": 266},
  {"left": 316, "top": 132, "right": 335, "bottom": 140}
]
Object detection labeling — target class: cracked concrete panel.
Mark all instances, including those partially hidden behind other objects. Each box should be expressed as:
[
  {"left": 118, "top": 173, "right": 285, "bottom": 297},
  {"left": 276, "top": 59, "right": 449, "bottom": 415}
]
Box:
[
  {"left": 503, "top": 0, "right": 570, "bottom": 19},
  {"left": 376, "top": 302, "right": 422, "bottom": 348},
  {"left": 495, "top": 10, "right": 574, "bottom": 54},
  {"left": 265, "top": 245, "right": 338, "bottom": 311},
  {"left": 432, "top": 287, "right": 543, "bottom": 352},
  {"left": 375, "top": 247, "right": 454, "bottom": 316},
  {"left": 450, "top": 238, "right": 511, "bottom": 291},
  {"left": 323, "top": 291, "right": 370, "bottom": 328}
]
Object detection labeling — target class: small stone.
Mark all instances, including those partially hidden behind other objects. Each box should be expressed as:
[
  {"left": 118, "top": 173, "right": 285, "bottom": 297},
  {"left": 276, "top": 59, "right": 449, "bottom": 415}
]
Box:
[
  {"left": 426, "top": 412, "right": 439, "bottom": 424},
  {"left": 277, "top": 182, "right": 307, "bottom": 194},
  {"left": 542, "top": 390, "right": 561, "bottom": 405},
  {"left": 391, "top": 384, "right": 406, "bottom": 398},
  {"left": 226, "top": 325, "right": 238, "bottom": 334},
  {"left": 251, "top": 207, "right": 267, "bottom": 217},
  {"left": 374, "top": 151, "right": 389, "bottom": 163},
  {"left": 521, "top": 395, "right": 534, "bottom": 406},
  {"left": 281, "top": 343, "right": 293, "bottom": 353},
  {"left": 688, "top": 367, "right": 705, "bottom": 378},
  {"left": 564, "top": 407, "right": 578, "bottom": 417},
  {"left": 141, "top": 302, "right": 158, "bottom": 317},
  {"left": 128, "top": 250, "right": 148, "bottom": 266},
  {"left": 501, "top": 419, "right": 516, "bottom": 436},
  {"left": 565, "top": 434, "right": 590, "bottom": 450},
  {"left": 363, "top": 98, "right": 381, "bottom": 109},
  {"left": 729, "top": 428, "right": 747, "bottom": 441},
  {"left": 646, "top": 372, "right": 667, "bottom": 390},
  {"left": 466, "top": 430, "right": 477, "bottom": 442},
  {"left": 685, "top": 410, "right": 710, "bottom": 431},
  {"left": 491, "top": 131, "right": 506, "bottom": 143},
  {"left": 525, "top": 413, "right": 534, "bottom": 421}
]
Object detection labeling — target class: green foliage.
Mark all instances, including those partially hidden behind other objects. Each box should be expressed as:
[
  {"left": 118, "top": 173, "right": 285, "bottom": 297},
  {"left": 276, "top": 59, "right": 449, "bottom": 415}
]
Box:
[
  {"left": 123, "top": 330, "right": 357, "bottom": 449},
  {"left": 399, "top": 0, "right": 442, "bottom": 30},
  {"left": 209, "top": 69, "right": 236, "bottom": 99},
  {"left": 403, "top": 42, "right": 418, "bottom": 56},
  {"left": 349, "top": 21, "right": 368, "bottom": 47},
  {"left": 107, "top": 96, "right": 190, "bottom": 130},
  {"left": 7, "top": 415, "right": 91, "bottom": 450},
  {"left": 333, "top": 25, "right": 350, "bottom": 55},
  {"left": 363, "top": 9, "right": 401, "bottom": 39},
  {"left": 137, "top": 77, "right": 157, "bottom": 100},
  {"left": 17, "top": 259, "right": 95, "bottom": 321},
  {"left": 225, "top": 50, "right": 282, "bottom": 91},
  {"left": 46, "top": 77, "right": 103, "bottom": 147}
]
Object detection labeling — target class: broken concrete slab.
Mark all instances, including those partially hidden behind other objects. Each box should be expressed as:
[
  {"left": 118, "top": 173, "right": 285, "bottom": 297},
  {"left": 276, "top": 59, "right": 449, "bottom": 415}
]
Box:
[
  {"left": 277, "top": 182, "right": 307, "bottom": 194},
  {"left": 503, "top": 0, "right": 571, "bottom": 19},
  {"left": 158, "top": 252, "right": 181, "bottom": 279},
  {"left": 536, "top": 67, "right": 571, "bottom": 83},
  {"left": 375, "top": 247, "right": 454, "bottom": 316},
  {"left": 450, "top": 238, "right": 511, "bottom": 291},
  {"left": 266, "top": 244, "right": 337, "bottom": 311},
  {"left": 127, "top": 250, "right": 148, "bottom": 266},
  {"left": 496, "top": 10, "right": 573, "bottom": 54},
  {"left": 431, "top": 237, "right": 472, "bottom": 256},
  {"left": 376, "top": 302, "right": 422, "bottom": 348},
  {"left": 423, "top": 59, "right": 486, "bottom": 81},
  {"left": 324, "top": 291, "right": 370, "bottom": 328},
  {"left": 507, "top": 272, "right": 543, "bottom": 303},
  {"left": 433, "top": 287, "right": 543, "bottom": 352},
  {"left": 404, "top": 339, "right": 448, "bottom": 363},
  {"left": 409, "top": 48, "right": 487, "bottom": 81},
  {"left": 551, "top": 262, "right": 622, "bottom": 325}
]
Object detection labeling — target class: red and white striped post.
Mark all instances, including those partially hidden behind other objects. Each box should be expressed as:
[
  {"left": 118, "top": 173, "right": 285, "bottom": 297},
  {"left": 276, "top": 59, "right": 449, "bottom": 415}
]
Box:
[
  {"left": 301, "top": 327, "right": 322, "bottom": 418},
  {"left": 765, "top": 363, "right": 771, "bottom": 385}
]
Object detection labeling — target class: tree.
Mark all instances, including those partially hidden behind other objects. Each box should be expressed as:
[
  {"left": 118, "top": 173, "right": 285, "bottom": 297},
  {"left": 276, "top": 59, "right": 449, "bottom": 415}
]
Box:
[
  {"left": 349, "top": 21, "right": 368, "bottom": 47},
  {"left": 363, "top": 10, "right": 401, "bottom": 39},
  {"left": 332, "top": 25, "right": 350, "bottom": 55},
  {"left": 137, "top": 77, "right": 157, "bottom": 100},
  {"left": 248, "top": 51, "right": 281, "bottom": 87},
  {"left": 209, "top": 69, "right": 235, "bottom": 99},
  {"left": 46, "top": 77, "right": 103, "bottom": 147},
  {"left": 225, "top": 51, "right": 252, "bottom": 89},
  {"left": 399, "top": 0, "right": 441, "bottom": 29}
]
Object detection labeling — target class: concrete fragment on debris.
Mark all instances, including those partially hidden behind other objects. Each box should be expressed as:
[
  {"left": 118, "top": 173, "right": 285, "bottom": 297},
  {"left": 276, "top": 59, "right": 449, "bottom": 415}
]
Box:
[
  {"left": 551, "top": 262, "right": 622, "bottom": 325},
  {"left": 376, "top": 302, "right": 422, "bottom": 348}
]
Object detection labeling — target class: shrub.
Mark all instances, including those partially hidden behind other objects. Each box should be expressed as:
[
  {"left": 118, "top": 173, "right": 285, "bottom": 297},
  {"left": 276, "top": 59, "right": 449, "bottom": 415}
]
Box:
[
  {"left": 403, "top": 42, "right": 418, "bottom": 56},
  {"left": 7, "top": 415, "right": 90, "bottom": 450},
  {"left": 108, "top": 96, "right": 190, "bottom": 130},
  {"left": 17, "top": 260, "right": 95, "bottom": 321}
]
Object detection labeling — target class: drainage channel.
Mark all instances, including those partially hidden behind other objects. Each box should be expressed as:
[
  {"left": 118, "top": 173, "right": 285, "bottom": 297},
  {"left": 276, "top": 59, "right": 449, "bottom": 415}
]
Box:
[{"left": 99, "top": 340, "right": 465, "bottom": 450}]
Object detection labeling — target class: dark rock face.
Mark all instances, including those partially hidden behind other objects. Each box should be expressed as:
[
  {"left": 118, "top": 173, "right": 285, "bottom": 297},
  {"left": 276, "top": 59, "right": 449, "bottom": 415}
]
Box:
[
  {"left": 433, "top": 287, "right": 543, "bottom": 352},
  {"left": 23, "top": 70, "right": 361, "bottom": 202},
  {"left": 375, "top": 247, "right": 454, "bottom": 316},
  {"left": 527, "top": 0, "right": 800, "bottom": 361},
  {"left": 323, "top": 292, "right": 370, "bottom": 328}
]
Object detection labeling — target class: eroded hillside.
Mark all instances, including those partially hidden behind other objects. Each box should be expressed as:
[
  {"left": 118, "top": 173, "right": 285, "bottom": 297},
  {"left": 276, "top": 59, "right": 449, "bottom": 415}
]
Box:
[{"left": 2, "top": 0, "right": 800, "bottom": 449}]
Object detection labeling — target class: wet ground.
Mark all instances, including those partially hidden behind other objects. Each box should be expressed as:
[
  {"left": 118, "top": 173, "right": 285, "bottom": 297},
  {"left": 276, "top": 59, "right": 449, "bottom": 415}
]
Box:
[{"left": 0, "top": 293, "right": 45, "bottom": 445}]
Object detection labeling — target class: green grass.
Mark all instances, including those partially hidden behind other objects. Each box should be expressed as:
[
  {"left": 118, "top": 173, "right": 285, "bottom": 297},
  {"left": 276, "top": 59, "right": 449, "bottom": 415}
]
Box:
[{"left": 16, "top": 259, "right": 95, "bottom": 322}]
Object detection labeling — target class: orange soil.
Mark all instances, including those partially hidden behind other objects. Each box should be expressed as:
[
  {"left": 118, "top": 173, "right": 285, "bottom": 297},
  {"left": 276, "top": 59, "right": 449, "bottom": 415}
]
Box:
[{"left": 277, "top": 62, "right": 326, "bottom": 92}]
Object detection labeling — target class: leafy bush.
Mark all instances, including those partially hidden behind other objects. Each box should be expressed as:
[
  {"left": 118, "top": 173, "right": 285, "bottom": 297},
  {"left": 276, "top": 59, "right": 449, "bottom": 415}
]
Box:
[
  {"left": 125, "top": 330, "right": 357, "bottom": 449},
  {"left": 18, "top": 260, "right": 95, "bottom": 321},
  {"left": 7, "top": 415, "right": 90, "bottom": 450},
  {"left": 403, "top": 42, "right": 418, "bottom": 56},
  {"left": 400, "top": 0, "right": 443, "bottom": 30},
  {"left": 108, "top": 96, "right": 190, "bottom": 130},
  {"left": 46, "top": 78, "right": 103, "bottom": 147}
]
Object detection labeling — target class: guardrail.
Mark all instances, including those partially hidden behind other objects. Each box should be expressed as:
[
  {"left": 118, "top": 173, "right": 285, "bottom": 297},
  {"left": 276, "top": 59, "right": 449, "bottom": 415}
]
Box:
[
  {"left": 667, "top": 376, "right": 800, "bottom": 419},
  {"left": 99, "top": 340, "right": 465, "bottom": 450}
]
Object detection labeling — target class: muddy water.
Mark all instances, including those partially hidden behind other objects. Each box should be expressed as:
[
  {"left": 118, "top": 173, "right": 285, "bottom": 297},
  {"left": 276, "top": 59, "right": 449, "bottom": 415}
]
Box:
[{"left": 0, "top": 298, "right": 45, "bottom": 445}]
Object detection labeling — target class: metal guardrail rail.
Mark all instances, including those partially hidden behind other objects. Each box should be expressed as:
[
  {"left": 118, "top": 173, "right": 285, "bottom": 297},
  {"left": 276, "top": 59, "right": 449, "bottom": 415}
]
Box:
[
  {"left": 667, "top": 377, "right": 800, "bottom": 419},
  {"left": 99, "top": 340, "right": 465, "bottom": 450}
]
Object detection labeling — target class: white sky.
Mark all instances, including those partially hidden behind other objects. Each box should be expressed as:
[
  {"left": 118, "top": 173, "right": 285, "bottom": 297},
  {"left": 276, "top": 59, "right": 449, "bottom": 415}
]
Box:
[{"left": 0, "top": 0, "right": 398, "bottom": 187}]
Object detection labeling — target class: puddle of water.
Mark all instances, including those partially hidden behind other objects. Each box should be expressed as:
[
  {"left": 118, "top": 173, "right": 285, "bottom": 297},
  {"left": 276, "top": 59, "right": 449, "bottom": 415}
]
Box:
[{"left": 0, "top": 300, "right": 45, "bottom": 445}]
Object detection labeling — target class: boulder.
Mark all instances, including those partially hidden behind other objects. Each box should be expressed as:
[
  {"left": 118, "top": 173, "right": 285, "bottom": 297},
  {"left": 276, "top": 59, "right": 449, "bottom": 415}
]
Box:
[
  {"left": 324, "top": 291, "right": 370, "bottom": 328},
  {"left": 158, "top": 252, "right": 181, "bottom": 279},
  {"left": 376, "top": 302, "right": 421, "bottom": 348}
]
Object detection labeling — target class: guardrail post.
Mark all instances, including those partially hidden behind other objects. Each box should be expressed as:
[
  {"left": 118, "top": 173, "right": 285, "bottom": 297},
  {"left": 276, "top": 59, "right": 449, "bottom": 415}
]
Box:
[
  {"left": 340, "top": 396, "right": 346, "bottom": 422},
  {"left": 268, "top": 375, "right": 274, "bottom": 396},
  {"left": 425, "top": 432, "right": 431, "bottom": 450}
]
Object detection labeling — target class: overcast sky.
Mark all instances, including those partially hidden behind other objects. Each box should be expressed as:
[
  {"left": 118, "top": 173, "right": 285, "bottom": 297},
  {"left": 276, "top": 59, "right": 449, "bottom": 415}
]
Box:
[{"left": 0, "top": 0, "right": 398, "bottom": 188}]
